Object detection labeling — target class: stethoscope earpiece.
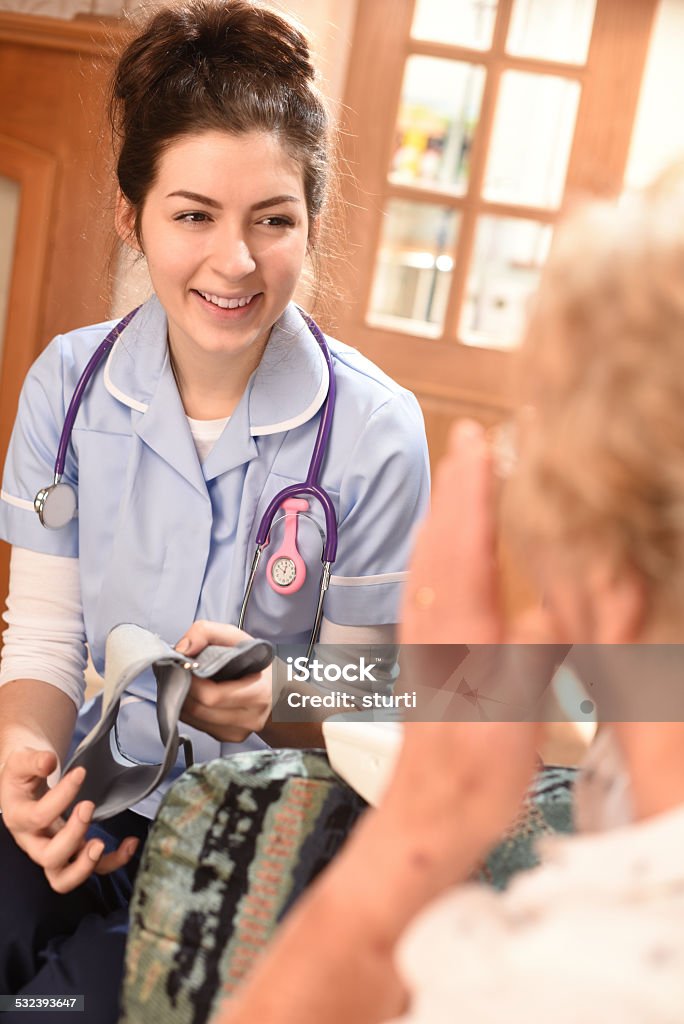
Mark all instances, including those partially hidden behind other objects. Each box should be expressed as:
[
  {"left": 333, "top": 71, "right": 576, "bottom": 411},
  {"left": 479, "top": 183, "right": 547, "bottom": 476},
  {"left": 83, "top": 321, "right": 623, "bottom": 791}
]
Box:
[{"left": 34, "top": 481, "right": 78, "bottom": 530}]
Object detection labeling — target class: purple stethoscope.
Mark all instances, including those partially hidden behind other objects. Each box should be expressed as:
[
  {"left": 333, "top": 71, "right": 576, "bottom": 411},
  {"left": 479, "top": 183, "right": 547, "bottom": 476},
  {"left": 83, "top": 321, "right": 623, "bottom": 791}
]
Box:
[{"left": 34, "top": 305, "right": 338, "bottom": 658}]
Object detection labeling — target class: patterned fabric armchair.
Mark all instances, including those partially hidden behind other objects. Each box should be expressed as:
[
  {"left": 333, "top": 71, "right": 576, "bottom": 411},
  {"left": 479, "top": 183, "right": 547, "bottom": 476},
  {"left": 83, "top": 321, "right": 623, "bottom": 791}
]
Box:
[{"left": 120, "top": 750, "right": 576, "bottom": 1024}]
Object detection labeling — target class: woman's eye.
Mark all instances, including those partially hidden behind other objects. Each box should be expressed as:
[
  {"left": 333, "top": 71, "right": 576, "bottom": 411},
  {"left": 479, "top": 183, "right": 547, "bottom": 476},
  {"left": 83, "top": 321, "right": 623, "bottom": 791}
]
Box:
[
  {"left": 175, "top": 211, "right": 211, "bottom": 224},
  {"left": 259, "top": 216, "right": 294, "bottom": 228}
]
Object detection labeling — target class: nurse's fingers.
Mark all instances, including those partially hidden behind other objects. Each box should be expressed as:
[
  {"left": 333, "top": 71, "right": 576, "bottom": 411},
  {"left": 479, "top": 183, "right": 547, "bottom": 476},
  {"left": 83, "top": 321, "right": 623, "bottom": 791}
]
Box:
[
  {"left": 181, "top": 696, "right": 270, "bottom": 727},
  {"left": 44, "top": 838, "right": 108, "bottom": 895},
  {"left": 27, "top": 766, "right": 87, "bottom": 831},
  {"left": 176, "top": 620, "right": 250, "bottom": 656},
  {"left": 184, "top": 672, "right": 268, "bottom": 711},
  {"left": 93, "top": 837, "right": 139, "bottom": 877},
  {"left": 178, "top": 709, "right": 252, "bottom": 744},
  {"left": 3, "top": 762, "right": 86, "bottom": 835},
  {"left": 2, "top": 748, "right": 57, "bottom": 792},
  {"left": 30, "top": 800, "right": 94, "bottom": 872},
  {"left": 180, "top": 695, "right": 270, "bottom": 742},
  {"left": 41, "top": 835, "right": 138, "bottom": 894}
]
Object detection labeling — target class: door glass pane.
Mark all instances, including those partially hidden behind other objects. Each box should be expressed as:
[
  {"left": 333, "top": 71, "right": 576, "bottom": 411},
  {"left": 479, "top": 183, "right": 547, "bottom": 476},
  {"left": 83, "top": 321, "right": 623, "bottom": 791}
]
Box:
[
  {"left": 460, "top": 216, "right": 552, "bottom": 350},
  {"left": 507, "top": 0, "right": 597, "bottom": 65},
  {"left": 483, "top": 71, "right": 580, "bottom": 209},
  {"left": 390, "top": 57, "right": 486, "bottom": 194},
  {"left": 368, "top": 200, "right": 460, "bottom": 338},
  {"left": 411, "top": 0, "right": 498, "bottom": 51},
  {"left": 0, "top": 177, "right": 20, "bottom": 365}
]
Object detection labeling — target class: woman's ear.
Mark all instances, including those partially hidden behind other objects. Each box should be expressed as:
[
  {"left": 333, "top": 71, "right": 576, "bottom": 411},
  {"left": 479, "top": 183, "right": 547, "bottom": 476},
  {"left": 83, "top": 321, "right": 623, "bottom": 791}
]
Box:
[{"left": 115, "top": 192, "right": 141, "bottom": 252}]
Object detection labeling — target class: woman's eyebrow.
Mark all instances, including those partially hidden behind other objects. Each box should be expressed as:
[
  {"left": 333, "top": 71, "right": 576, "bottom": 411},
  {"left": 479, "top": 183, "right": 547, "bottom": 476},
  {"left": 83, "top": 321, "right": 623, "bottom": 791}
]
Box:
[
  {"left": 165, "top": 191, "right": 301, "bottom": 211},
  {"left": 166, "top": 190, "right": 222, "bottom": 208},
  {"left": 252, "top": 194, "right": 301, "bottom": 211}
]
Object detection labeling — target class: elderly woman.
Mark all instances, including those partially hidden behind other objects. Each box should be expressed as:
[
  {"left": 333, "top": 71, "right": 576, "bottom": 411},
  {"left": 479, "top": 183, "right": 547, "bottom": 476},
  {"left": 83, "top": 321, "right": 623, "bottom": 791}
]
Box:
[{"left": 206, "top": 167, "right": 684, "bottom": 1023}]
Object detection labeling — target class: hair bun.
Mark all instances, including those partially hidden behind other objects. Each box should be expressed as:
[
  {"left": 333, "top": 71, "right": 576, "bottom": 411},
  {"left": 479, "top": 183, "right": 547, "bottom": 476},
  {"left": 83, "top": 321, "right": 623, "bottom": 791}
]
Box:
[
  {"left": 115, "top": 0, "right": 316, "bottom": 119},
  {"left": 112, "top": 0, "right": 331, "bottom": 239},
  {"left": 181, "top": 1, "right": 316, "bottom": 86},
  {"left": 113, "top": 1, "right": 318, "bottom": 130}
]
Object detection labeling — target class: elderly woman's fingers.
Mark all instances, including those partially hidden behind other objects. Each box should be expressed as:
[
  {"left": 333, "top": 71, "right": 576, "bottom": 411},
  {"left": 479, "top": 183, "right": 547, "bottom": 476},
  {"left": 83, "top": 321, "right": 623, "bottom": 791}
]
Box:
[{"left": 402, "top": 419, "right": 501, "bottom": 645}]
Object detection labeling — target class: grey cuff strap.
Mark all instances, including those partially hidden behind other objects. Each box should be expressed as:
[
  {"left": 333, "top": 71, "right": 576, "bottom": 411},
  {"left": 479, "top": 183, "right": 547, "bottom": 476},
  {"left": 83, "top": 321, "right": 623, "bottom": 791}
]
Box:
[{"left": 62, "top": 624, "right": 273, "bottom": 822}]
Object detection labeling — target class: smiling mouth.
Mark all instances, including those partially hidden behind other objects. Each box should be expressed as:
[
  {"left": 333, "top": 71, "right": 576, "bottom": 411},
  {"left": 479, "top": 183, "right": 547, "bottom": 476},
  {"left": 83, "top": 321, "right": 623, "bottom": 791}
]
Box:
[{"left": 196, "top": 290, "right": 257, "bottom": 310}]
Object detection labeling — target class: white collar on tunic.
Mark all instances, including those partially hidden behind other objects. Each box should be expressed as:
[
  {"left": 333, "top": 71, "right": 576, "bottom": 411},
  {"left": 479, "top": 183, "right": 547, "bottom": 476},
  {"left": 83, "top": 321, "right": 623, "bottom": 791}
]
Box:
[{"left": 102, "top": 294, "right": 329, "bottom": 437}]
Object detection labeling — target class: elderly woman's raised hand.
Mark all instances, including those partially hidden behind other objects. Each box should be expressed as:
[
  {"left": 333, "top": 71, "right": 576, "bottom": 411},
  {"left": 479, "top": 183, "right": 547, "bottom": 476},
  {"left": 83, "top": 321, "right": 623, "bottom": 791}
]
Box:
[
  {"left": 386, "top": 420, "right": 547, "bottom": 896},
  {"left": 402, "top": 420, "right": 501, "bottom": 645}
]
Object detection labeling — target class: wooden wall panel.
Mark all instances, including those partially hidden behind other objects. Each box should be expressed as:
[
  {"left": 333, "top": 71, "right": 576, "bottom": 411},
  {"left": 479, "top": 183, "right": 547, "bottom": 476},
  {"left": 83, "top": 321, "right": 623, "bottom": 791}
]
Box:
[{"left": 0, "top": 15, "right": 122, "bottom": 345}]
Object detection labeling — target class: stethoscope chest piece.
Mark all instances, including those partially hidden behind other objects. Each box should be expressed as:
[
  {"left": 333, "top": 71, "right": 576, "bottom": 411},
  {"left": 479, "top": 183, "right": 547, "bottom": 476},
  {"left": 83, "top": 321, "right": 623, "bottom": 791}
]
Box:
[
  {"left": 34, "top": 481, "right": 77, "bottom": 530},
  {"left": 34, "top": 305, "right": 142, "bottom": 532}
]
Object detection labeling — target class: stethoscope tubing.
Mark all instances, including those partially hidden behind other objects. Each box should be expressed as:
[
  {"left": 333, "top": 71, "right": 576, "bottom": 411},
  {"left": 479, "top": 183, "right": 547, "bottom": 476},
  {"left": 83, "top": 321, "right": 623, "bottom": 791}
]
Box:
[
  {"left": 253, "top": 310, "right": 338, "bottom": 563},
  {"left": 303, "top": 316, "right": 336, "bottom": 488},
  {"left": 42, "top": 305, "right": 338, "bottom": 656},
  {"left": 55, "top": 306, "right": 141, "bottom": 481}
]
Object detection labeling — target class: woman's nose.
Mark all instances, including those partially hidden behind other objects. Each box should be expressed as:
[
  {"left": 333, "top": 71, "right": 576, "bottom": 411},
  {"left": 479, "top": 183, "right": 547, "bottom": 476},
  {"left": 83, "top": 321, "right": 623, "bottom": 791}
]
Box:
[{"left": 212, "top": 232, "right": 256, "bottom": 279}]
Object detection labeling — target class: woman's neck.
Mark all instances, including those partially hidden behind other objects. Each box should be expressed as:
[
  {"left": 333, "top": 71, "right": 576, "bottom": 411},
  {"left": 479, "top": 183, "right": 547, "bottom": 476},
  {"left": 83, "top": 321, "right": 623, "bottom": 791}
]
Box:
[{"left": 168, "top": 336, "right": 267, "bottom": 420}]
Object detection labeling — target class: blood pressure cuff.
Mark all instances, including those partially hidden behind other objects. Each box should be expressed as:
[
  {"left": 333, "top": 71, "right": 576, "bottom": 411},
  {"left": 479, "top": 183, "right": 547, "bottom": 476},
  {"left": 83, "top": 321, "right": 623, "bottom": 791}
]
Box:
[{"left": 62, "top": 623, "right": 273, "bottom": 821}]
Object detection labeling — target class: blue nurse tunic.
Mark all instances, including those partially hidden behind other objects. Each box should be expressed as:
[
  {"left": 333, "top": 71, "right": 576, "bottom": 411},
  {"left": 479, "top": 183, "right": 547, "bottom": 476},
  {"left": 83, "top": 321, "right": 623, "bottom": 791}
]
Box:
[{"left": 0, "top": 296, "right": 430, "bottom": 816}]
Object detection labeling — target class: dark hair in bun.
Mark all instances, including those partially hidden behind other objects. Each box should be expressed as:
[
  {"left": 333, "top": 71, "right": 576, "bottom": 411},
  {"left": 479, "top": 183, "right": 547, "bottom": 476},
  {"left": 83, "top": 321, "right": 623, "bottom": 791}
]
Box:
[{"left": 110, "top": 0, "right": 330, "bottom": 244}]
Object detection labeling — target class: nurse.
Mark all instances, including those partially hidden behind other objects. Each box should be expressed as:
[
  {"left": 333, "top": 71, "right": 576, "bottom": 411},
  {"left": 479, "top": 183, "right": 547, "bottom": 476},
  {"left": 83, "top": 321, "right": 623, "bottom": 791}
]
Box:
[{"left": 0, "top": 0, "right": 429, "bottom": 1013}]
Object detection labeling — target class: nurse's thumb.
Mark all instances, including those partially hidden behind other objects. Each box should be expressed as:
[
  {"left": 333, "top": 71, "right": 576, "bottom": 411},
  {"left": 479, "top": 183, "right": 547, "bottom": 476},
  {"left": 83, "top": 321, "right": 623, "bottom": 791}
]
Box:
[{"left": 175, "top": 636, "right": 192, "bottom": 654}]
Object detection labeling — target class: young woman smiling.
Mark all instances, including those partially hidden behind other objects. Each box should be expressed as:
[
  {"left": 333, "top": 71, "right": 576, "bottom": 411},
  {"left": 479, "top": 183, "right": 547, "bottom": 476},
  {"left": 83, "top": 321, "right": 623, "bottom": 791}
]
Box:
[{"left": 0, "top": 2, "right": 430, "bottom": 1017}]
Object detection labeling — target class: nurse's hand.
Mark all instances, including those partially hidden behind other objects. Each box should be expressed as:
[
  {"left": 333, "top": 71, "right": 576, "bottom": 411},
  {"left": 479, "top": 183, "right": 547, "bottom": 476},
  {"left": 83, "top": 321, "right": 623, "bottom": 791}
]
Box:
[
  {"left": 0, "top": 748, "right": 139, "bottom": 893},
  {"left": 177, "top": 621, "right": 273, "bottom": 743}
]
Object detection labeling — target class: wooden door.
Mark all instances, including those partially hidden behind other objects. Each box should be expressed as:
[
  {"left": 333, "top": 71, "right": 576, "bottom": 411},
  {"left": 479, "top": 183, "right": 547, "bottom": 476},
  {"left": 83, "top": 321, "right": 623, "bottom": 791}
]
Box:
[
  {"left": 0, "top": 13, "right": 124, "bottom": 602},
  {"left": 333, "top": 0, "right": 659, "bottom": 472}
]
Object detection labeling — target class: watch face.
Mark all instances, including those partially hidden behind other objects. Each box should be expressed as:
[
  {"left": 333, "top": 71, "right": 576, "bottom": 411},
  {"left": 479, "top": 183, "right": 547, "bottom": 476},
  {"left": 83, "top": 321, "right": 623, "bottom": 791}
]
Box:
[{"left": 271, "top": 556, "right": 297, "bottom": 587}]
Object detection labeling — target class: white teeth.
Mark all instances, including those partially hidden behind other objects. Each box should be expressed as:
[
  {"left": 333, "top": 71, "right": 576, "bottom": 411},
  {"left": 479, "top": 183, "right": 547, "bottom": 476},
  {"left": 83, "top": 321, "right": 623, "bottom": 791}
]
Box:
[{"left": 199, "top": 290, "right": 254, "bottom": 310}]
